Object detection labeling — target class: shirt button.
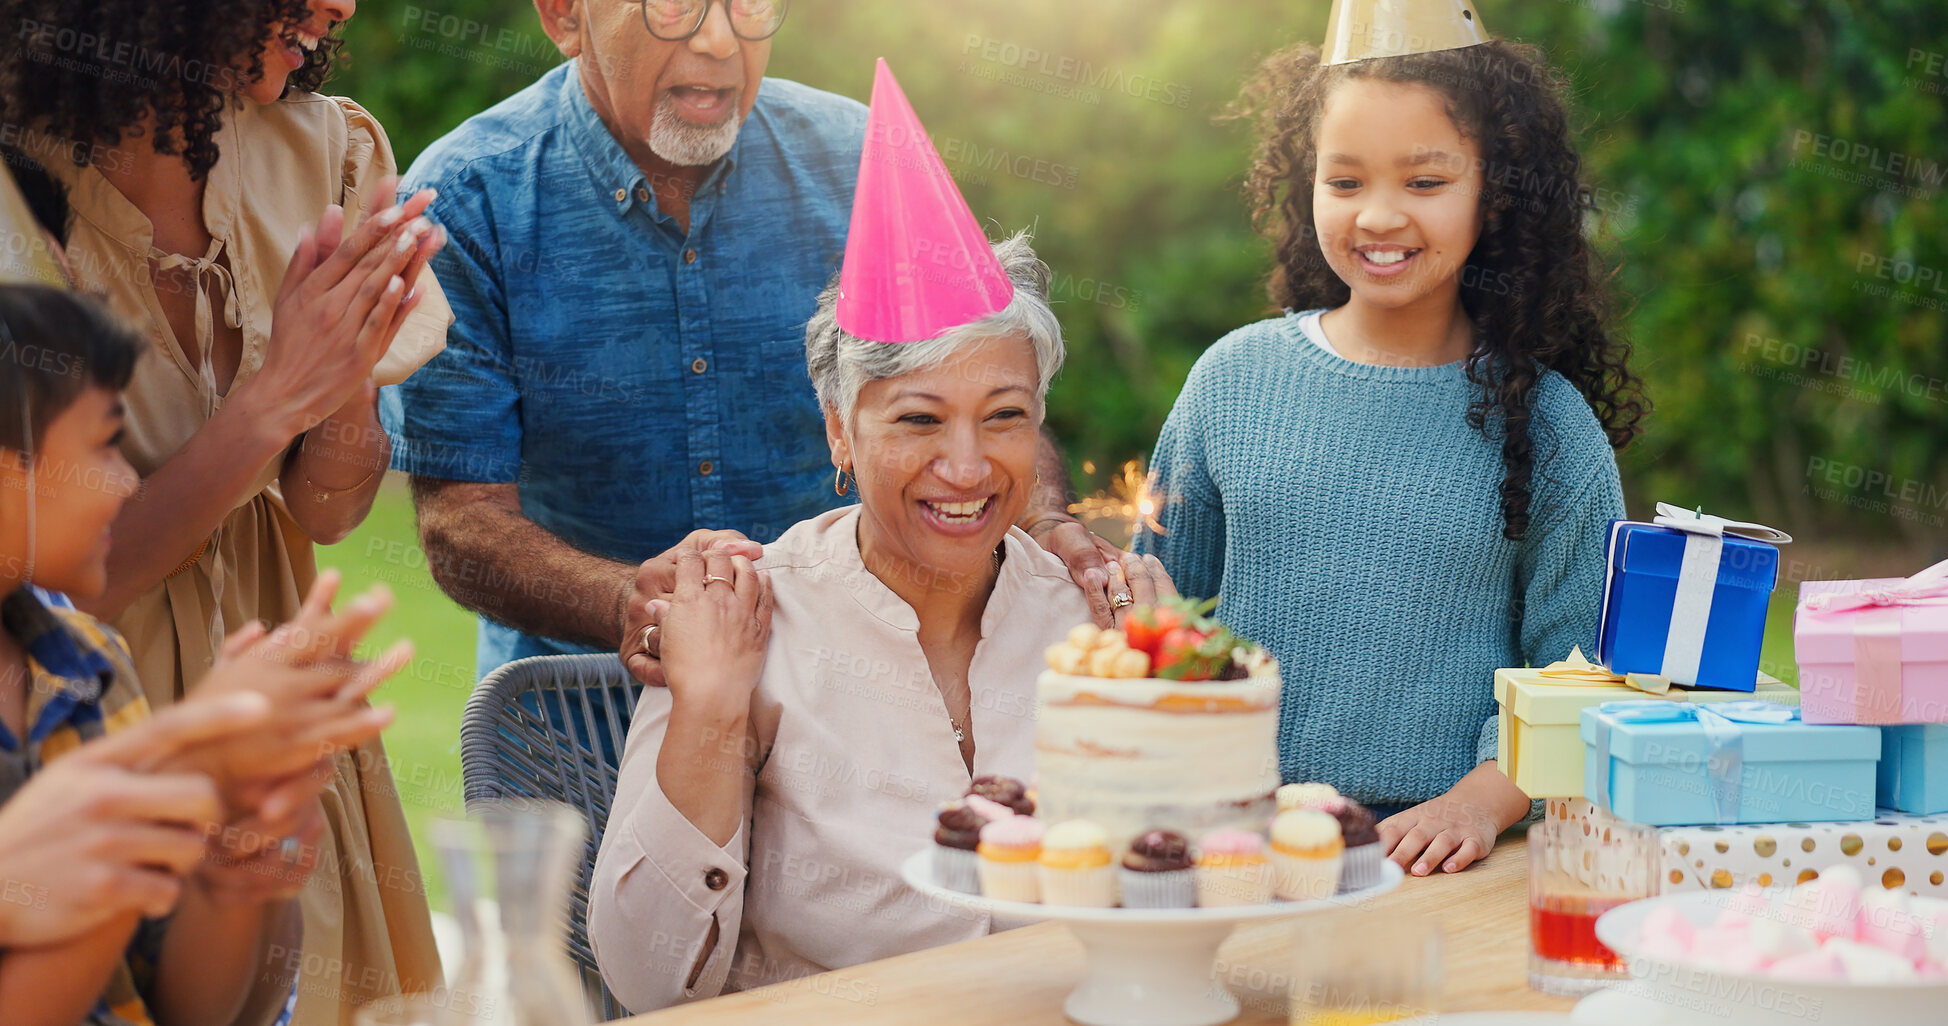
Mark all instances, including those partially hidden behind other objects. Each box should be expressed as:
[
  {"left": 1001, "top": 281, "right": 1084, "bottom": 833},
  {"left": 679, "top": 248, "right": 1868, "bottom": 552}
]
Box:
[
  {"left": 691, "top": 358, "right": 708, "bottom": 374},
  {"left": 704, "top": 868, "right": 729, "bottom": 891},
  {"left": 684, "top": 249, "right": 698, "bottom": 264},
  {"left": 699, "top": 460, "right": 714, "bottom": 476},
  {"left": 636, "top": 186, "right": 650, "bottom": 203},
  {"left": 613, "top": 188, "right": 626, "bottom": 203}
]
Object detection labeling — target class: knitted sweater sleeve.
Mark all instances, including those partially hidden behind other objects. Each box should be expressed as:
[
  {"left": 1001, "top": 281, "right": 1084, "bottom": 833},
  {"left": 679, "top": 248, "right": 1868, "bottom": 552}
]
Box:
[
  {"left": 1474, "top": 448, "right": 1627, "bottom": 765},
  {"left": 1135, "top": 363, "right": 1226, "bottom": 602}
]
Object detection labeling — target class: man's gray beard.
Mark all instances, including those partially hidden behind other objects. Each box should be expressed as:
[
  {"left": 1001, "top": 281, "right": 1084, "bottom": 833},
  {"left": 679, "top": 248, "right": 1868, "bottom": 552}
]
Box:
[{"left": 646, "top": 93, "right": 742, "bottom": 166}]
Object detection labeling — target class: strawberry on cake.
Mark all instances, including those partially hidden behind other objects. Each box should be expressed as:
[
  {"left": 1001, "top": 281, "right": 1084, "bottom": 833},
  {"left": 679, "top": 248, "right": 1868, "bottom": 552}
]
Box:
[{"left": 1036, "top": 599, "right": 1282, "bottom": 856}]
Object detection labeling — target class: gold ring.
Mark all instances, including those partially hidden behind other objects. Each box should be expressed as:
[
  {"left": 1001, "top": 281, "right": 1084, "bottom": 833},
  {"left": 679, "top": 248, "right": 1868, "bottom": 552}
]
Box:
[
  {"left": 1110, "top": 592, "right": 1134, "bottom": 609},
  {"left": 640, "top": 623, "right": 658, "bottom": 653},
  {"left": 703, "top": 575, "right": 734, "bottom": 587}
]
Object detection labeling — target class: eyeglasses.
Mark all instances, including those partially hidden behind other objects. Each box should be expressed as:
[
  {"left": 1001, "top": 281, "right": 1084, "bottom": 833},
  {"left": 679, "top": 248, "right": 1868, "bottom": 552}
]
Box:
[{"left": 638, "top": 0, "right": 789, "bottom": 42}]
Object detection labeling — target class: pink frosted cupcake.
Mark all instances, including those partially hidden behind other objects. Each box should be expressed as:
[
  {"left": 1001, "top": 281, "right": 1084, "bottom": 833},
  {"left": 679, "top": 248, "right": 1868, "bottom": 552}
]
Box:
[
  {"left": 1195, "top": 829, "right": 1274, "bottom": 906},
  {"left": 935, "top": 795, "right": 1014, "bottom": 894},
  {"left": 977, "top": 816, "right": 1045, "bottom": 903}
]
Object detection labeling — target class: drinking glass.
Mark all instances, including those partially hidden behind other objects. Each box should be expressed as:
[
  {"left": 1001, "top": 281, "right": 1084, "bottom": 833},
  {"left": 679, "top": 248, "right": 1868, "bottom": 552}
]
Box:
[
  {"left": 1288, "top": 910, "right": 1443, "bottom": 1025},
  {"left": 1527, "top": 818, "right": 1657, "bottom": 996}
]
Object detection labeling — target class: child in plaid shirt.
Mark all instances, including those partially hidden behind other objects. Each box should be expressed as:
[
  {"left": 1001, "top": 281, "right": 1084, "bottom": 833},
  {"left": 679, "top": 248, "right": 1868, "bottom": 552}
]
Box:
[{"left": 0, "top": 285, "right": 410, "bottom": 1025}]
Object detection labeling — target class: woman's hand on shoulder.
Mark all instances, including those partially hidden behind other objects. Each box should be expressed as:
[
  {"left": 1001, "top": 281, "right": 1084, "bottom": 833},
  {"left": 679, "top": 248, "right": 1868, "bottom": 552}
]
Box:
[
  {"left": 1028, "top": 517, "right": 1176, "bottom": 628},
  {"left": 661, "top": 548, "right": 774, "bottom": 715}
]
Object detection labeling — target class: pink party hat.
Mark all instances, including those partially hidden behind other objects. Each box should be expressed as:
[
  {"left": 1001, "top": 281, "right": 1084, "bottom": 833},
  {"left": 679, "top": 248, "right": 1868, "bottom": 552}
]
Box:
[{"left": 836, "top": 59, "right": 1014, "bottom": 343}]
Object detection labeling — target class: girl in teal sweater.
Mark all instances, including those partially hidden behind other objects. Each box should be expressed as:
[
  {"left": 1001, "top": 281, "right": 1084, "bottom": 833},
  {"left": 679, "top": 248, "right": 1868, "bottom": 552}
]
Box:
[{"left": 1140, "top": 39, "right": 1646, "bottom": 877}]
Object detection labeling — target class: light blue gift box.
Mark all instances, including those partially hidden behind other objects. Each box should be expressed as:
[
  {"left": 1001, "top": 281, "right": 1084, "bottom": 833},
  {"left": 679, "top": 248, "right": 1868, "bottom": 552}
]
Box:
[
  {"left": 1581, "top": 700, "right": 1880, "bottom": 826},
  {"left": 1879, "top": 725, "right": 1948, "bottom": 815}
]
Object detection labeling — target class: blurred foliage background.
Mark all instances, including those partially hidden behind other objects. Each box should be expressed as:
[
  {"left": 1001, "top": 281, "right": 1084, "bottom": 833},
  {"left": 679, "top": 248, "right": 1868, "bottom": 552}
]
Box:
[
  {"left": 311, "top": 0, "right": 1948, "bottom": 912},
  {"left": 334, "top": 0, "right": 1948, "bottom": 552}
]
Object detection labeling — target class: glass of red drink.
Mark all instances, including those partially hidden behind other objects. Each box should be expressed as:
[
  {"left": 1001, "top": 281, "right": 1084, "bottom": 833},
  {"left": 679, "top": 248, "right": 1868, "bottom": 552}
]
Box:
[{"left": 1527, "top": 818, "right": 1656, "bottom": 996}]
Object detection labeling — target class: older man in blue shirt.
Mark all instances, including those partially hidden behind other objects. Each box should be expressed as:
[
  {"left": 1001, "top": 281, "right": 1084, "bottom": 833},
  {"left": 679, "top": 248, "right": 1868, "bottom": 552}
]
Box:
[{"left": 383, "top": 0, "right": 1145, "bottom": 681}]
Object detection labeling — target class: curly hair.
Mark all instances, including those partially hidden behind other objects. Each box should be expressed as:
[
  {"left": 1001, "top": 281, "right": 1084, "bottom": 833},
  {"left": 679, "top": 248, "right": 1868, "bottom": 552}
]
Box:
[
  {"left": 1232, "top": 41, "right": 1647, "bottom": 540},
  {"left": 0, "top": 0, "right": 344, "bottom": 180}
]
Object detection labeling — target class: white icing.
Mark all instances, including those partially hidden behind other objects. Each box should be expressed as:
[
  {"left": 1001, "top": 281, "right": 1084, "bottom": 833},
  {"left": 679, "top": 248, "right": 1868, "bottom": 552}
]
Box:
[{"left": 1034, "top": 670, "right": 1282, "bottom": 854}]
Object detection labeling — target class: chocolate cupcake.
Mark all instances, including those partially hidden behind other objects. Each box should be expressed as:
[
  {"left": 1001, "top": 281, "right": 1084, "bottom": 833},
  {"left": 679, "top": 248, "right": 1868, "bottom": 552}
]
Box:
[
  {"left": 1318, "top": 796, "right": 1384, "bottom": 892},
  {"left": 932, "top": 801, "right": 986, "bottom": 893},
  {"left": 1119, "top": 829, "right": 1195, "bottom": 908},
  {"left": 967, "top": 775, "right": 1035, "bottom": 816}
]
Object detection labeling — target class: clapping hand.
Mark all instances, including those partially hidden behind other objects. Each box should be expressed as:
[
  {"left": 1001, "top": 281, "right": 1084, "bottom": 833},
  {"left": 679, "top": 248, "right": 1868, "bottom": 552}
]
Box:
[
  {"left": 240, "top": 176, "right": 446, "bottom": 439},
  {"left": 0, "top": 692, "right": 270, "bottom": 945}
]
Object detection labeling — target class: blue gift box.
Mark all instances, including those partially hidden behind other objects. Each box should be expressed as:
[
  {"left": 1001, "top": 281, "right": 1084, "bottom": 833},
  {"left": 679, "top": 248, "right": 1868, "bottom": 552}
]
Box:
[
  {"left": 1879, "top": 725, "right": 1948, "bottom": 815},
  {"left": 1595, "top": 511, "right": 1785, "bottom": 692},
  {"left": 1581, "top": 700, "right": 1880, "bottom": 826}
]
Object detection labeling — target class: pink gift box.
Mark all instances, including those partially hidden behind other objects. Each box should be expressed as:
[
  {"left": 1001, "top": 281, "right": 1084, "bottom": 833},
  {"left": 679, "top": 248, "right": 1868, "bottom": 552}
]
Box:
[{"left": 1795, "top": 560, "right": 1948, "bottom": 724}]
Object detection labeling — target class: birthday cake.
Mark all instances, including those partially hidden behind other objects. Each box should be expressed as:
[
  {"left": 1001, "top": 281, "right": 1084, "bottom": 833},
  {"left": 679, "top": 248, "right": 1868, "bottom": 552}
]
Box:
[{"left": 1033, "top": 601, "right": 1282, "bottom": 854}]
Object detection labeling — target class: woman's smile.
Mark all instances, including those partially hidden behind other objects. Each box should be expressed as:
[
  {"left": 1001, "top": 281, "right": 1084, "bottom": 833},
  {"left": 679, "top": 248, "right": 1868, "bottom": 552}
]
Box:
[{"left": 916, "top": 493, "right": 999, "bottom": 536}]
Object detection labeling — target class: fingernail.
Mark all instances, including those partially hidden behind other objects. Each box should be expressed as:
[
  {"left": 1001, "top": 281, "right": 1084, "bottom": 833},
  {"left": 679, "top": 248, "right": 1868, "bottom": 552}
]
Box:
[
  {"left": 419, "top": 187, "right": 439, "bottom": 203},
  {"left": 395, "top": 225, "right": 422, "bottom": 253},
  {"left": 376, "top": 206, "right": 403, "bottom": 227},
  {"left": 1413, "top": 862, "right": 1428, "bottom": 875}
]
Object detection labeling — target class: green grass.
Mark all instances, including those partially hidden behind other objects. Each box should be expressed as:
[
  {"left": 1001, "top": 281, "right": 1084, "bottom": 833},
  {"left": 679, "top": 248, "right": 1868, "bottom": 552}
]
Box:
[{"left": 318, "top": 476, "right": 474, "bottom": 913}]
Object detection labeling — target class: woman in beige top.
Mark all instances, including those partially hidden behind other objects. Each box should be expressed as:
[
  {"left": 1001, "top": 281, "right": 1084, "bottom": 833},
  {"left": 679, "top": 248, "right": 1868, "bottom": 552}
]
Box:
[
  {"left": 588, "top": 234, "right": 1176, "bottom": 1013},
  {"left": 2, "top": 1, "right": 449, "bottom": 1021}
]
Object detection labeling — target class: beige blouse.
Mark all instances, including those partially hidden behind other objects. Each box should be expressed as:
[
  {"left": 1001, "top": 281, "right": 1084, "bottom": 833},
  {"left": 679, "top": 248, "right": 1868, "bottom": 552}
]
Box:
[
  {"left": 589, "top": 506, "right": 1093, "bottom": 1014},
  {"left": 47, "top": 93, "right": 451, "bottom": 1025},
  {"left": 48, "top": 92, "right": 449, "bottom": 699}
]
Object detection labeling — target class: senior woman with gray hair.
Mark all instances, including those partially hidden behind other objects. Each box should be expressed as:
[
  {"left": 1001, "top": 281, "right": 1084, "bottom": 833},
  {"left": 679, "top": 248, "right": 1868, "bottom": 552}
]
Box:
[{"left": 587, "top": 233, "right": 1175, "bottom": 1012}]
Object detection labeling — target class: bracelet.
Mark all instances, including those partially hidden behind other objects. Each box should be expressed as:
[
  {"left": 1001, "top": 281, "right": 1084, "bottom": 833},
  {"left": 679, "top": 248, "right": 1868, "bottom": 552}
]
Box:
[
  {"left": 300, "top": 466, "right": 378, "bottom": 504},
  {"left": 166, "top": 536, "right": 210, "bottom": 579}
]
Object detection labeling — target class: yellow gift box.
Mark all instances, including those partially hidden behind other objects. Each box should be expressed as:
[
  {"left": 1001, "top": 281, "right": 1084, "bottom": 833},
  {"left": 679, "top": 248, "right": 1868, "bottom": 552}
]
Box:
[{"left": 1496, "top": 649, "right": 1799, "bottom": 798}]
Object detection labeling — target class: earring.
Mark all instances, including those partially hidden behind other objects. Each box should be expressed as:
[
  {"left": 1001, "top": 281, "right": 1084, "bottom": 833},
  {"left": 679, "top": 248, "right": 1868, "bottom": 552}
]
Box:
[{"left": 834, "top": 465, "right": 850, "bottom": 496}]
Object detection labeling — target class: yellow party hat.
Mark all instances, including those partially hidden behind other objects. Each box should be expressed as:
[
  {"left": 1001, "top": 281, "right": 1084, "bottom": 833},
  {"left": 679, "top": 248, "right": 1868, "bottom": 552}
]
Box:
[{"left": 1322, "top": 0, "right": 1490, "bottom": 66}]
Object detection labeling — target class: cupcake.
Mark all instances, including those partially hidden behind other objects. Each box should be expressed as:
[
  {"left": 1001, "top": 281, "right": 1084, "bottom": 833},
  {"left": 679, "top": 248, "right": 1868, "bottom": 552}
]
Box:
[
  {"left": 962, "top": 794, "right": 1017, "bottom": 823},
  {"left": 976, "top": 816, "right": 1044, "bottom": 902},
  {"left": 1316, "top": 796, "right": 1384, "bottom": 892},
  {"left": 1195, "top": 829, "right": 1274, "bottom": 906},
  {"left": 1119, "top": 829, "right": 1195, "bottom": 908},
  {"left": 1275, "top": 781, "right": 1339, "bottom": 812},
  {"left": 1038, "top": 820, "right": 1117, "bottom": 907},
  {"left": 1269, "top": 810, "right": 1344, "bottom": 901},
  {"left": 932, "top": 801, "right": 987, "bottom": 893},
  {"left": 968, "top": 774, "right": 1036, "bottom": 816}
]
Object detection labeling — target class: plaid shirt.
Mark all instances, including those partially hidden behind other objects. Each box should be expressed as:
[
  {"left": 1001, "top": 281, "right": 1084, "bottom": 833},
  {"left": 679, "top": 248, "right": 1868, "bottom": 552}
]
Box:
[{"left": 1, "top": 586, "right": 159, "bottom": 1026}]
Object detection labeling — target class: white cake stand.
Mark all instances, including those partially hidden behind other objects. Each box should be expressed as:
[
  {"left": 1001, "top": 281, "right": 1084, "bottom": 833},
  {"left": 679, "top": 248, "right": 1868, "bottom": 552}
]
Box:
[{"left": 900, "top": 850, "right": 1403, "bottom": 1026}]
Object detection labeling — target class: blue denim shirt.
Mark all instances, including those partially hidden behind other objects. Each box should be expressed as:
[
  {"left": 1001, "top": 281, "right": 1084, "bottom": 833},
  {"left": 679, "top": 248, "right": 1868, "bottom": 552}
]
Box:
[{"left": 381, "top": 62, "right": 865, "bottom": 674}]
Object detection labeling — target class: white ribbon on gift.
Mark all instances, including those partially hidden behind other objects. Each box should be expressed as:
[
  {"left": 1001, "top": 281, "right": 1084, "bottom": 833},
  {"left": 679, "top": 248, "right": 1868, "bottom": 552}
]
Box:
[{"left": 1617, "top": 503, "right": 1793, "bottom": 686}]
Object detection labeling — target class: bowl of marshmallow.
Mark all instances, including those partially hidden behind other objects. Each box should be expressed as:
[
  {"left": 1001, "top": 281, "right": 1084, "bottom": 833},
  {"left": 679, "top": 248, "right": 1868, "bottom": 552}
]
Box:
[{"left": 1586, "top": 866, "right": 1948, "bottom": 1026}]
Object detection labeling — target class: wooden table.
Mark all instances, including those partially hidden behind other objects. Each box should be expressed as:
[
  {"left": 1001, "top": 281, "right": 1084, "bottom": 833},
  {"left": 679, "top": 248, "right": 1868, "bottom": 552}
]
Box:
[{"left": 625, "top": 829, "right": 1574, "bottom": 1024}]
